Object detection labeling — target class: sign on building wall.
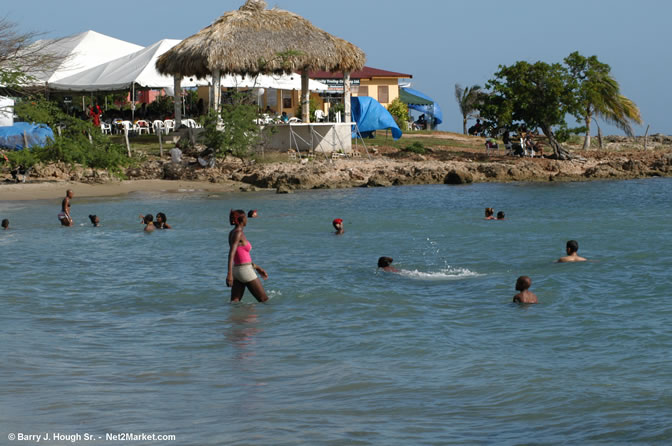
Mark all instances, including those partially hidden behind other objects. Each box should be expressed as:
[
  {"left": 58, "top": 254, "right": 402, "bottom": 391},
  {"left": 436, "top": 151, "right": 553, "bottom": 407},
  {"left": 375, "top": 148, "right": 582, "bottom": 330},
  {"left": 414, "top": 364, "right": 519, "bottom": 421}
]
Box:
[{"left": 315, "top": 78, "right": 361, "bottom": 92}]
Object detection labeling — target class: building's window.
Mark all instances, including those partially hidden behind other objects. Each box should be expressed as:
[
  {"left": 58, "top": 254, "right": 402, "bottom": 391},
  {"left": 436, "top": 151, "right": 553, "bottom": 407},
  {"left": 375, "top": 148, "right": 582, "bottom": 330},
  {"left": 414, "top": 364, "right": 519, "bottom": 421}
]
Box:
[
  {"left": 282, "top": 90, "right": 292, "bottom": 109},
  {"left": 378, "top": 86, "right": 389, "bottom": 103},
  {"left": 358, "top": 86, "right": 369, "bottom": 97}
]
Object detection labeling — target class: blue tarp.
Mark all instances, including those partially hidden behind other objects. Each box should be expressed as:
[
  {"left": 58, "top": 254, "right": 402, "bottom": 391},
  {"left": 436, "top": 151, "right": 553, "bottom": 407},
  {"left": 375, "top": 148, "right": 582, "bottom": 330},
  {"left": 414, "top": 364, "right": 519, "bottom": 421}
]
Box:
[
  {"left": 0, "top": 122, "right": 54, "bottom": 150},
  {"left": 351, "top": 96, "right": 402, "bottom": 140},
  {"left": 401, "top": 87, "right": 443, "bottom": 125}
]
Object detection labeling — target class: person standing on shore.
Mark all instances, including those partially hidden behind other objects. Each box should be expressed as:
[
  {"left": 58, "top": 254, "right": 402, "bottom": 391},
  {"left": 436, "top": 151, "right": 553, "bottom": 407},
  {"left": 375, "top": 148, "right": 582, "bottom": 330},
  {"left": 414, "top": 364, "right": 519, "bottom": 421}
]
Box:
[
  {"left": 59, "top": 189, "right": 74, "bottom": 226},
  {"left": 557, "top": 240, "right": 587, "bottom": 262},
  {"left": 227, "top": 209, "right": 269, "bottom": 303}
]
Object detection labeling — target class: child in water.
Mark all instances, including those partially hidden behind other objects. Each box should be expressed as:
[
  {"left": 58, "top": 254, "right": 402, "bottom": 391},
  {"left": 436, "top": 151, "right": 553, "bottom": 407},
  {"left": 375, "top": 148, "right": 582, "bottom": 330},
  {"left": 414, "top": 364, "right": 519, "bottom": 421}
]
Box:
[
  {"left": 377, "top": 256, "right": 399, "bottom": 272},
  {"left": 513, "top": 276, "right": 538, "bottom": 304},
  {"left": 333, "top": 218, "right": 344, "bottom": 235},
  {"left": 1, "top": 219, "right": 8, "bottom": 230},
  {"left": 89, "top": 215, "right": 100, "bottom": 227}
]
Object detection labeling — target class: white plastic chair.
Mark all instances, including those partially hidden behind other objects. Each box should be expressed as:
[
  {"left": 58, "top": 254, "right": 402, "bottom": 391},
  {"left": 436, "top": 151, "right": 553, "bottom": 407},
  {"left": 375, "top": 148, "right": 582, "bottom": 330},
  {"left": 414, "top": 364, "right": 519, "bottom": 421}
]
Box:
[
  {"left": 100, "top": 122, "right": 112, "bottom": 135},
  {"left": 120, "top": 120, "right": 133, "bottom": 134},
  {"left": 152, "top": 120, "right": 165, "bottom": 134},
  {"left": 314, "top": 110, "right": 326, "bottom": 122},
  {"left": 164, "top": 119, "right": 175, "bottom": 134},
  {"left": 135, "top": 120, "right": 150, "bottom": 135},
  {"left": 288, "top": 117, "right": 301, "bottom": 123}
]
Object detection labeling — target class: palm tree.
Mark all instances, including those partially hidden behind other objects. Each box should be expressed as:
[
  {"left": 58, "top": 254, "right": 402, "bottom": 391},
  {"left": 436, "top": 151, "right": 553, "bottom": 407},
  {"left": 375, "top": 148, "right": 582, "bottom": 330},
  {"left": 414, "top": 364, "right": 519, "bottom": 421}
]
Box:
[
  {"left": 565, "top": 52, "right": 642, "bottom": 149},
  {"left": 454, "top": 83, "right": 482, "bottom": 134}
]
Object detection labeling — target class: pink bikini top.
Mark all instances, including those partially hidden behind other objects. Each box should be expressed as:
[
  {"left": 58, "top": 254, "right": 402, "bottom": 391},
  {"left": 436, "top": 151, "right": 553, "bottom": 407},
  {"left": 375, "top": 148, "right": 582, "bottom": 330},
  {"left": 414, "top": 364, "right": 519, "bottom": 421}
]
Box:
[{"left": 234, "top": 241, "right": 252, "bottom": 265}]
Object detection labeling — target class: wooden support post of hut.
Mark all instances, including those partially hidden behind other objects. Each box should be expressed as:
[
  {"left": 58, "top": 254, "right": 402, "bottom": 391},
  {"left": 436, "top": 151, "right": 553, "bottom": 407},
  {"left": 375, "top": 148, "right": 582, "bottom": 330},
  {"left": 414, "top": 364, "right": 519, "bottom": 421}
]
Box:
[
  {"left": 301, "top": 71, "right": 310, "bottom": 123},
  {"left": 173, "top": 77, "right": 182, "bottom": 128},
  {"left": 212, "top": 70, "right": 221, "bottom": 112},
  {"left": 343, "top": 72, "right": 351, "bottom": 123}
]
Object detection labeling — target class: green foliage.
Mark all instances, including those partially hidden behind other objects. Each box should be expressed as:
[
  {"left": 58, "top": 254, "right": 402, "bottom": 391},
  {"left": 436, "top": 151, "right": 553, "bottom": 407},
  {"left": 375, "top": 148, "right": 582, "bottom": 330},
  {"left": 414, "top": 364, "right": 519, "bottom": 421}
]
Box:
[
  {"left": 147, "top": 95, "right": 174, "bottom": 118},
  {"left": 454, "top": 84, "right": 482, "bottom": 134},
  {"left": 295, "top": 97, "right": 319, "bottom": 121},
  {"left": 387, "top": 98, "right": 409, "bottom": 131},
  {"left": 328, "top": 102, "right": 344, "bottom": 121},
  {"left": 565, "top": 51, "right": 641, "bottom": 137},
  {"left": 202, "top": 92, "right": 265, "bottom": 164},
  {"left": 8, "top": 96, "right": 130, "bottom": 172},
  {"left": 554, "top": 124, "right": 587, "bottom": 143},
  {"left": 402, "top": 141, "right": 427, "bottom": 154}
]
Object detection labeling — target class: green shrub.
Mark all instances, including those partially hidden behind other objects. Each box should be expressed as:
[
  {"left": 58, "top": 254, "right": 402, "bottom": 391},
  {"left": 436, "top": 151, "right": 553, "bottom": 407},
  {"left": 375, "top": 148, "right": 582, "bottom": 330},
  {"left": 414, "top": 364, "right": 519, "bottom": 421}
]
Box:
[
  {"left": 387, "top": 97, "right": 409, "bottom": 131},
  {"left": 201, "top": 92, "right": 268, "bottom": 165},
  {"left": 402, "top": 141, "right": 427, "bottom": 154},
  {"left": 8, "top": 95, "right": 130, "bottom": 172}
]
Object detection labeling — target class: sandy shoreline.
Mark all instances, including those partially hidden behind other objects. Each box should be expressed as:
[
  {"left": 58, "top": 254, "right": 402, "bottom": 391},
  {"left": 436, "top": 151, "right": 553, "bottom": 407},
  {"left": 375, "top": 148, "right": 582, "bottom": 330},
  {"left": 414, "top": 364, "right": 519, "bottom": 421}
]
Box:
[{"left": 0, "top": 179, "right": 243, "bottom": 201}]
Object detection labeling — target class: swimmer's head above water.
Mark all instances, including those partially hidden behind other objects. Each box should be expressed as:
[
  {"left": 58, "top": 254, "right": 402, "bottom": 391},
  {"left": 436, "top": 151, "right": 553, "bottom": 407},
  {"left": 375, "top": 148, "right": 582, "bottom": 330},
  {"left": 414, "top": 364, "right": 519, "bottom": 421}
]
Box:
[
  {"left": 332, "top": 218, "right": 344, "bottom": 234},
  {"left": 88, "top": 215, "right": 100, "bottom": 226},
  {"left": 1, "top": 218, "right": 8, "bottom": 230}
]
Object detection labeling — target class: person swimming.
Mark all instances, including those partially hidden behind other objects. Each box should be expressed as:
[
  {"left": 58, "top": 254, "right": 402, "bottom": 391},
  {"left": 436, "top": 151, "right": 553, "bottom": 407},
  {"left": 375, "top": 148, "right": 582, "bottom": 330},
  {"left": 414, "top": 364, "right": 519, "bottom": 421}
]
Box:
[
  {"left": 139, "top": 214, "right": 155, "bottom": 232},
  {"left": 496, "top": 211, "right": 505, "bottom": 220},
  {"left": 557, "top": 240, "right": 587, "bottom": 262},
  {"left": 88, "top": 215, "right": 100, "bottom": 227},
  {"left": 377, "top": 256, "right": 399, "bottom": 273},
  {"left": 485, "top": 208, "right": 495, "bottom": 220},
  {"left": 1, "top": 218, "right": 9, "bottom": 230},
  {"left": 155, "top": 212, "right": 172, "bottom": 229},
  {"left": 226, "top": 209, "right": 269, "bottom": 303},
  {"left": 58, "top": 189, "right": 74, "bottom": 226},
  {"left": 248, "top": 209, "right": 258, "bottom": 218},
  {"left": 513, "top": 276, "right": 538, "bottom": 304},
  {"left": 333, "top": 218, "right": 344, "bottom": 235}
]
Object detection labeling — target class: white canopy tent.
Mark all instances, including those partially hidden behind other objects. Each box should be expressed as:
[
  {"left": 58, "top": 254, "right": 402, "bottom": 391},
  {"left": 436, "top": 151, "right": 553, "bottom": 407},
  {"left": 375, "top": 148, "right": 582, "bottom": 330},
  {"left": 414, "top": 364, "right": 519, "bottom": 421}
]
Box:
[
  {"left": 49, "top": 39, "right": 202, "bottom": 91},
  {"left": 28, "top": 30, "right": 143, "bottom": 84}
]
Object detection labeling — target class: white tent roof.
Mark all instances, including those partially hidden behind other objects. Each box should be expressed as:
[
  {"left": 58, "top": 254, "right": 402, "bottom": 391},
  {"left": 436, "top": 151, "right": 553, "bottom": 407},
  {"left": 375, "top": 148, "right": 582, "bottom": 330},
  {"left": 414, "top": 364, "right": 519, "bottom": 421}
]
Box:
[
  {"left": 29, "top": 30, "right": 143, "bottom": 84},
  {"left": 50, "top": 38, "right": 329, "bottom": 93},
  {"left": 50, "top": 39, "right": 201, "bottom": 91}
]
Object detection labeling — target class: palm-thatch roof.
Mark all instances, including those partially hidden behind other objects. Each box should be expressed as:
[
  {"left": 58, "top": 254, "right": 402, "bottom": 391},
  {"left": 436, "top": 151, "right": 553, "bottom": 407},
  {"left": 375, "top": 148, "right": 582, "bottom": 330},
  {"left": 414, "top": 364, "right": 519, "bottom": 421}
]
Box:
[{"left": 156, "top": 0, "right": 366, "bottom": 78}]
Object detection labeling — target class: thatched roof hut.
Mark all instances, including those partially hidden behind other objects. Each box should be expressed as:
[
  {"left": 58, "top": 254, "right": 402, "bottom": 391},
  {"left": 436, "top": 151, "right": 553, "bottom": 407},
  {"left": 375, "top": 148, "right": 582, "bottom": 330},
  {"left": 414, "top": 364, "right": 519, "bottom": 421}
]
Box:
[
  {"left": 156, "top": 0, "right": 366, "bottom": 122},
  {"left": 156, "top": 0, "right": 365, "bottom": 77}
]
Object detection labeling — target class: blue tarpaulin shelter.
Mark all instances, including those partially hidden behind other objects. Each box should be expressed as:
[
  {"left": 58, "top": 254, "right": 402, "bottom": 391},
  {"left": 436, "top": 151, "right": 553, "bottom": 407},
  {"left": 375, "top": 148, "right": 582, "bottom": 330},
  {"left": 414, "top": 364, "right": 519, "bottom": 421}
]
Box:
[
  {"left": 0, "top": 122, "right": 54, "bottom": 151},
  {"left": 351, "top": 96, "right": 402, "bottom": 140},
  {"left": 400, "top": 87, "right": 443, "bottom": 125}
]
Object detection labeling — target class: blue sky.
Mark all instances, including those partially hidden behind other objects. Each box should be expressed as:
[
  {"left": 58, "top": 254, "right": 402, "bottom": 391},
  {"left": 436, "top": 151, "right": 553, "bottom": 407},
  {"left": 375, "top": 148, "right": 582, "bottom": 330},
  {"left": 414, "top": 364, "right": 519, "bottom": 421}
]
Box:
[{"left": 6, "top": 0, "right": 670, "bottom": 135}]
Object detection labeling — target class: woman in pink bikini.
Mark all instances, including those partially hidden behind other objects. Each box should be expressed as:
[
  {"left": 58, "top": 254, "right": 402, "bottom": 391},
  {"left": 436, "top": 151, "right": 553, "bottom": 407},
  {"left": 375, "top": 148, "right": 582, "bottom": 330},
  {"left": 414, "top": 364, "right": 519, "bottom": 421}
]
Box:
[{"left": 226, "top": 209, "right": 269, "bottom": 303}]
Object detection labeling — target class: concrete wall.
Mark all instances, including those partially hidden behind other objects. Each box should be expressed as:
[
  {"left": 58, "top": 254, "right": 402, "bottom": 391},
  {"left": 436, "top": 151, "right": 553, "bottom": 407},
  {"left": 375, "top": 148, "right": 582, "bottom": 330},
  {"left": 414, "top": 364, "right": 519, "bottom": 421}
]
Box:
[{"left": 267, "top": 123, "right": 352, "bottom": 153}]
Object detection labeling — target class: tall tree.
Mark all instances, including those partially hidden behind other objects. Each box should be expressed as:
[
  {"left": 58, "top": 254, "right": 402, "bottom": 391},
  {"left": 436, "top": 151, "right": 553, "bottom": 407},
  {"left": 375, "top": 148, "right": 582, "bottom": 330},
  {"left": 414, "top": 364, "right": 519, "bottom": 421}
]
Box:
[
  {"left": 564, "top": 51, "right": 642, "bottom": 150},
  {"left": 454, "top": 83, "right": 481, "bottom": 134},
  {"left": 0, "top": 17, "right": 62, "bottom": 91},
  {"left": 481, "top": 61, "right": 579, "bottom": 159}
]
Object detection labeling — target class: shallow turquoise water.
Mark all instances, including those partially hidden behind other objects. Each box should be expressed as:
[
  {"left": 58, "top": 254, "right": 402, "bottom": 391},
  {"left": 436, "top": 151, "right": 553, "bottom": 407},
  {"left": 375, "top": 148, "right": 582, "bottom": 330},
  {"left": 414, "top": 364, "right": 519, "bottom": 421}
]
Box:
[{"left": 1, "top": 178, "right": 671, "bottom": 444}]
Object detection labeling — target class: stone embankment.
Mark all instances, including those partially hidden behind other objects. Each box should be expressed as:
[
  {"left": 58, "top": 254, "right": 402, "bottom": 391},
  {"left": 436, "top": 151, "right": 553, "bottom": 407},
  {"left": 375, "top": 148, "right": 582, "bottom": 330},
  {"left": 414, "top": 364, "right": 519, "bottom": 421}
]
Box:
[{"left": 18, "top": 150, "right": 672, "bottom": 193}]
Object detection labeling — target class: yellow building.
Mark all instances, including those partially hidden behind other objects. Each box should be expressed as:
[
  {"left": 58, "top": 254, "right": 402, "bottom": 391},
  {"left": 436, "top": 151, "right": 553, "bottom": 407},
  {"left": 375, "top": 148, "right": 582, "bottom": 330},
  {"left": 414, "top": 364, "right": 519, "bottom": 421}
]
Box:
[{"left": 311, "top": 66, "right": 413, "bottom": 108}]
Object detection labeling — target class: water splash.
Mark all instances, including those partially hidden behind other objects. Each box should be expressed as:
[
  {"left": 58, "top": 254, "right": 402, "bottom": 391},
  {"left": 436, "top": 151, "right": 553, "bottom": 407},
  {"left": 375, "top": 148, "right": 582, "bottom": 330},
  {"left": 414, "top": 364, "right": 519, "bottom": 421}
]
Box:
[{"left": 398, "top": 266, "right": 482, "bottom": 281}]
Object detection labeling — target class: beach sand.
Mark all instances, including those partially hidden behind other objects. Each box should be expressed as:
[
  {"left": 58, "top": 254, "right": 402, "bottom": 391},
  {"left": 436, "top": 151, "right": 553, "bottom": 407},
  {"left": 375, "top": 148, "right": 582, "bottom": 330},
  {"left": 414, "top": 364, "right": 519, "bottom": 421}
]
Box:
[{"left": 0, "top": 179, "right": 241, "bottom": 201}]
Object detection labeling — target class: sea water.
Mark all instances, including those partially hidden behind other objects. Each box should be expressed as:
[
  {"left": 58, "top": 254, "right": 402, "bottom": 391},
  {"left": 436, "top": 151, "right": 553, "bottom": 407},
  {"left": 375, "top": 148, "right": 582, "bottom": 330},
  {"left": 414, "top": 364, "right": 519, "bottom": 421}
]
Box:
[{"left": 1, "top": 178, "right": 671, "bottom": 445}]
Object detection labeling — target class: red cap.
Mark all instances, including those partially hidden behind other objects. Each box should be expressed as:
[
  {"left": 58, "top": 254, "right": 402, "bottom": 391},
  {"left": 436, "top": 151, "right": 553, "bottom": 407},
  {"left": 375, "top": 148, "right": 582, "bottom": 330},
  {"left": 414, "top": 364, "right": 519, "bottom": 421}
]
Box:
[{"left": 333, "top": 218, "right": 343, "bottom": 225}]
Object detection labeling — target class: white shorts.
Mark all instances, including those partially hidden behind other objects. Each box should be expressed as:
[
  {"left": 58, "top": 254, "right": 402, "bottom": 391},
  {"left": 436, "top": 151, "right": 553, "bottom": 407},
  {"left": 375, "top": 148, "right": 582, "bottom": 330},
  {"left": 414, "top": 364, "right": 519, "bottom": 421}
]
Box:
[{"left": 233, "top": 263, "right": 257, "bottom": 283}]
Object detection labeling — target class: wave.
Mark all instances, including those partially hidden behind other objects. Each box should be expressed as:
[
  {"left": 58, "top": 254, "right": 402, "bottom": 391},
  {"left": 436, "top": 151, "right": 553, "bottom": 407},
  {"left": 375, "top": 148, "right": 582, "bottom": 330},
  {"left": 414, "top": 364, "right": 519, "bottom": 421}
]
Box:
[{"left": 398, "top": 266, "right": 482, "bottom": 281}]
